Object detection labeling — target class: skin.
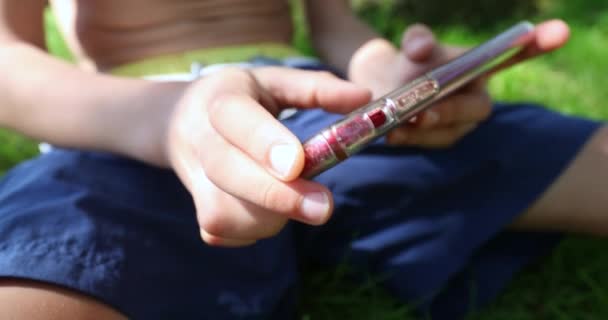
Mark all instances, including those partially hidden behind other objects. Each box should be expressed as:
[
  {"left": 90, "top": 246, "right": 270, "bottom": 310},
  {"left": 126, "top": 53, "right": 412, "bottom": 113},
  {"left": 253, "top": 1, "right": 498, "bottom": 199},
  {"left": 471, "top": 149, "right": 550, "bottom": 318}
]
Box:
[{"left": 0, "top": 0, "right": 602, "bottom": 318}]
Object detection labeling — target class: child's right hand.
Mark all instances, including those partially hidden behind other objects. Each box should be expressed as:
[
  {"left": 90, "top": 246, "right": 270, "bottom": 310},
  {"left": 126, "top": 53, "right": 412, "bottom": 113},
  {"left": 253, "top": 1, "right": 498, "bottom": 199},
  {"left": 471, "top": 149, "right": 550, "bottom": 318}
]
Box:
[{"left": 154, "top": 67, "right": 370, "bottom": 247}]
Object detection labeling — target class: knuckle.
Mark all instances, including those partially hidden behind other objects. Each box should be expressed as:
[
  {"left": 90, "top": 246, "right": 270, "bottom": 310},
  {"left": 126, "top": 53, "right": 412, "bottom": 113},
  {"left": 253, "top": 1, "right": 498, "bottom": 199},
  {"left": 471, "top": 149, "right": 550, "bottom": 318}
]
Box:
[
  {"left": 197, "top": 143, "right": 223, "bottom": 176},
  {"left": 443, "top": 101, "right": 458, "bottom": 124},
  {"left": 197, "top": 200, "right": 230, "bottom": 237},
  {"left": 219, "top": 67, "right": 252, "bottom": 81},
  {"left": 301, "top": 71, "right": 334, "bottom": 105},
  {"left": 199, "top": 213, "right": 225, "bottom": 237},
  {"left": 246, "top": 142, "right": 266, "bottom": 166},
  {"left": 257, "top": 181, "right": 297, "bottom": 214},
  {"left": 257, "top": 66, "right": 281, "bottom": 75},
  {"left": 317, "top": 70, "right": 335, "bottom": 80},
  {"left": 259, "top": 181, "right": 282, "bottom": 210},
  {"left": 206, "top": 93, "right": 234, "bottom": 122},
  {"left": 170, "top": 105, "right": 207, "bottom": 145},
  {"left": 434, "top": 102, "right": 453, "bottom": 125},
  {"left": 169, "top": 118, "right": 192, "bottom": 149},
  {"left": 259, "top": 221, "right": 288, "bottom": 239},
  {"left": 199, "top": 230, "right": 224, "bottom": 247}
]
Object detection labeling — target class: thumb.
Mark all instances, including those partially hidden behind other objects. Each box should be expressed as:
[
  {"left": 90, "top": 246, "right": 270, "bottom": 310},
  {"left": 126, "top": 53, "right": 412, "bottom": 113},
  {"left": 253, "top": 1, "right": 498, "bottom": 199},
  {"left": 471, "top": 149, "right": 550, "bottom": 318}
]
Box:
[
  {"left": 492, "top": 19, "right": 570, "bottom": 73},
  {"left": 252, "top": 67, "right": 372, "bottom": 114},
  {"left": 402, "top": 23, "right": 437, "bottom": 62}
]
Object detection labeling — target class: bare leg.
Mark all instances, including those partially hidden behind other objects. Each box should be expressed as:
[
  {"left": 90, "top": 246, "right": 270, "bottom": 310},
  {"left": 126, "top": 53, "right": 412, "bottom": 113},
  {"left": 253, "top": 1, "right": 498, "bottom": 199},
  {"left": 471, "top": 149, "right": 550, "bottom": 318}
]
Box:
[
  {"left": 513, "top": 125, "right": 608, "bottom": 235},
  {"left": 0, "top": 279, "right": 127, "bottom": 320}
]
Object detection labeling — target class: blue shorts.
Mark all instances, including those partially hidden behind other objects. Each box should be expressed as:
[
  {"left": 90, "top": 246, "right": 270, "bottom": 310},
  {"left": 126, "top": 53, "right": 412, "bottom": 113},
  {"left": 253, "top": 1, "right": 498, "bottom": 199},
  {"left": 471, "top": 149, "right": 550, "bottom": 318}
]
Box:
[{"left": 0, "top": 79, "right": 601, "bottom": 318}]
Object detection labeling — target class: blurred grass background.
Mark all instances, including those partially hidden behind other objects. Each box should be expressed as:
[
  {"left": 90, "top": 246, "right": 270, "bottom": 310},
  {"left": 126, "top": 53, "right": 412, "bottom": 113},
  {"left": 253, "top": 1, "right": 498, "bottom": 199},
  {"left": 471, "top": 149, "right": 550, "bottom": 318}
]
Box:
[
  {"left": 1, "top": 0, "right": 607, "bottom": 319},
  {"left": 295, "top": 0, "right": 608, "bottom": 319}
]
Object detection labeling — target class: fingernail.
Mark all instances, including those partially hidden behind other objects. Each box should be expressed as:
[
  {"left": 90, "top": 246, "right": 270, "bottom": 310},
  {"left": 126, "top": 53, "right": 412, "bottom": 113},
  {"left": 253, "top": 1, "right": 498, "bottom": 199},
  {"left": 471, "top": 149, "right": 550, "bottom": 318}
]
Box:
[
  {"left": 300, "top": 192, "right": 330, "bottom": 223},
  {"left": 269, "top": 144, "right": 298, "bottom": 178}
]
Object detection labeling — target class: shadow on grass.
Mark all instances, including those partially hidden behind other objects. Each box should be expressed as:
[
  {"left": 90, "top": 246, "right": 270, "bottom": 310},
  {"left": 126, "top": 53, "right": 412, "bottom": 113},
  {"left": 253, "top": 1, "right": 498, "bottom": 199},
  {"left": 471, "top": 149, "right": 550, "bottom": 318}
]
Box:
[{"left": 298, "top": 262, "right": 415, "bottom": 320}]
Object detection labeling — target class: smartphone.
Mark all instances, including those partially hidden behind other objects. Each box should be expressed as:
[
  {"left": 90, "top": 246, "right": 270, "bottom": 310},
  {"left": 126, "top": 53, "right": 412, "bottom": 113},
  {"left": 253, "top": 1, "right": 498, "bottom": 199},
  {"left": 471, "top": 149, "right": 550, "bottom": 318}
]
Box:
[{"left": 301, "top": 21, "right": 535, "bottom": 178}]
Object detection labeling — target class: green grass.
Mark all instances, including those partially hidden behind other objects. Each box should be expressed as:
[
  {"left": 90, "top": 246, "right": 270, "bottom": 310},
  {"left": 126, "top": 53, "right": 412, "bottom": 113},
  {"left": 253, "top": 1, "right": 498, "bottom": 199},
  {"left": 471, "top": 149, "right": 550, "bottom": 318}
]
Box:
[
  {"left": 4, "top": 1, "right": 608, "bottom": 319},
  {"left": 298, "top": 1, "right": 608, "bottom": 319}
]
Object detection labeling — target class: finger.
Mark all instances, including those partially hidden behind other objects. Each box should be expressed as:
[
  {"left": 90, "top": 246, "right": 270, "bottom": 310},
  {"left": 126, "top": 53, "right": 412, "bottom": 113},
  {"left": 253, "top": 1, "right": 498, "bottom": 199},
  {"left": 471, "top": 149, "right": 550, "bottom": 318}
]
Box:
[
  {"left": 402, "top": 91, "right": 491, "bottom": 130},
  {"left": 402, "top": 23, "right": 437, "bottom": 62},
  {"left": 387, "top": 123, "right": 478, "bottom": 147},
  {"left": 408, "top": 110, "right": 440, "bottom": 128},
  {"left": 207, "top": 93, "right": 304, "bottom": 180},
  {"left": 465, "top": 77, "right": 488, "bottom": 92},
  {"left": 189, "top": 161, "right": 290, "bottom": 241},
  {"left": 430, "top": 91, "right": 492, "bottom": 126},
  {"left": 172, "top": 123, "right": 287, "bottom": 242},
  {"left": 200, "top": 229, "right": 258, "bottom": 247},
  {"left": 493, "top": 19, "right": 570, "bottom": 73},
  {"left": 521, "top": 19, "right": 570, "bottom": 58},
  {"left": 199, "top": 199, "right": 289, "bottom": 242},
  {"left": 253, "top": 67, "right": 372, "bottom": 113},
  {"left": 200, "top": 128, "right": 333, "bottom": 226}
]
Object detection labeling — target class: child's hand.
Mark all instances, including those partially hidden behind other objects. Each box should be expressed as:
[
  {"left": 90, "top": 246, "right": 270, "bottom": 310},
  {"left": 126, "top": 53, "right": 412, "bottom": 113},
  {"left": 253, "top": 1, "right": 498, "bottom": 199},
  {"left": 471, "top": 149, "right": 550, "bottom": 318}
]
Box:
[
  {"left": 349, "top": 20, "right": 570, "bottom": 148},
  {"left": 162, "top": 68, "right": 370, "bottom": 247}
]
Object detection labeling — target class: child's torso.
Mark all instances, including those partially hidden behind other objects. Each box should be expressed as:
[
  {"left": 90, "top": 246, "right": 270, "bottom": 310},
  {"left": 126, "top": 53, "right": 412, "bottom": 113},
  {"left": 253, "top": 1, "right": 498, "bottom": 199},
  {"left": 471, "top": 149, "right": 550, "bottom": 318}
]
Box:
[{"left": 49, "top": 0, "right": 294, "bottom": 71}]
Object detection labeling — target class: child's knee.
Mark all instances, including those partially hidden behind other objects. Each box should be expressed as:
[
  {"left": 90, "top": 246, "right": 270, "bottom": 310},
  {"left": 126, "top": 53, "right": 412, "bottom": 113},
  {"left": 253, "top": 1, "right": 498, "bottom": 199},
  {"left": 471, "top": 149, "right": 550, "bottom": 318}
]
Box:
[{"left": 0, "top": 279, "right": 127, "bottom": 320}]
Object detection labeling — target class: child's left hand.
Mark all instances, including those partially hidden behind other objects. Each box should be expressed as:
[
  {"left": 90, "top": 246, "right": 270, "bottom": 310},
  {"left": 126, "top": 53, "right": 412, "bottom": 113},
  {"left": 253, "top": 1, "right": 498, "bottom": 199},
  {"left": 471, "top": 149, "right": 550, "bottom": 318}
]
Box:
[{"left": 348, "top": 20, "right": 570, "bottom": 148}]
